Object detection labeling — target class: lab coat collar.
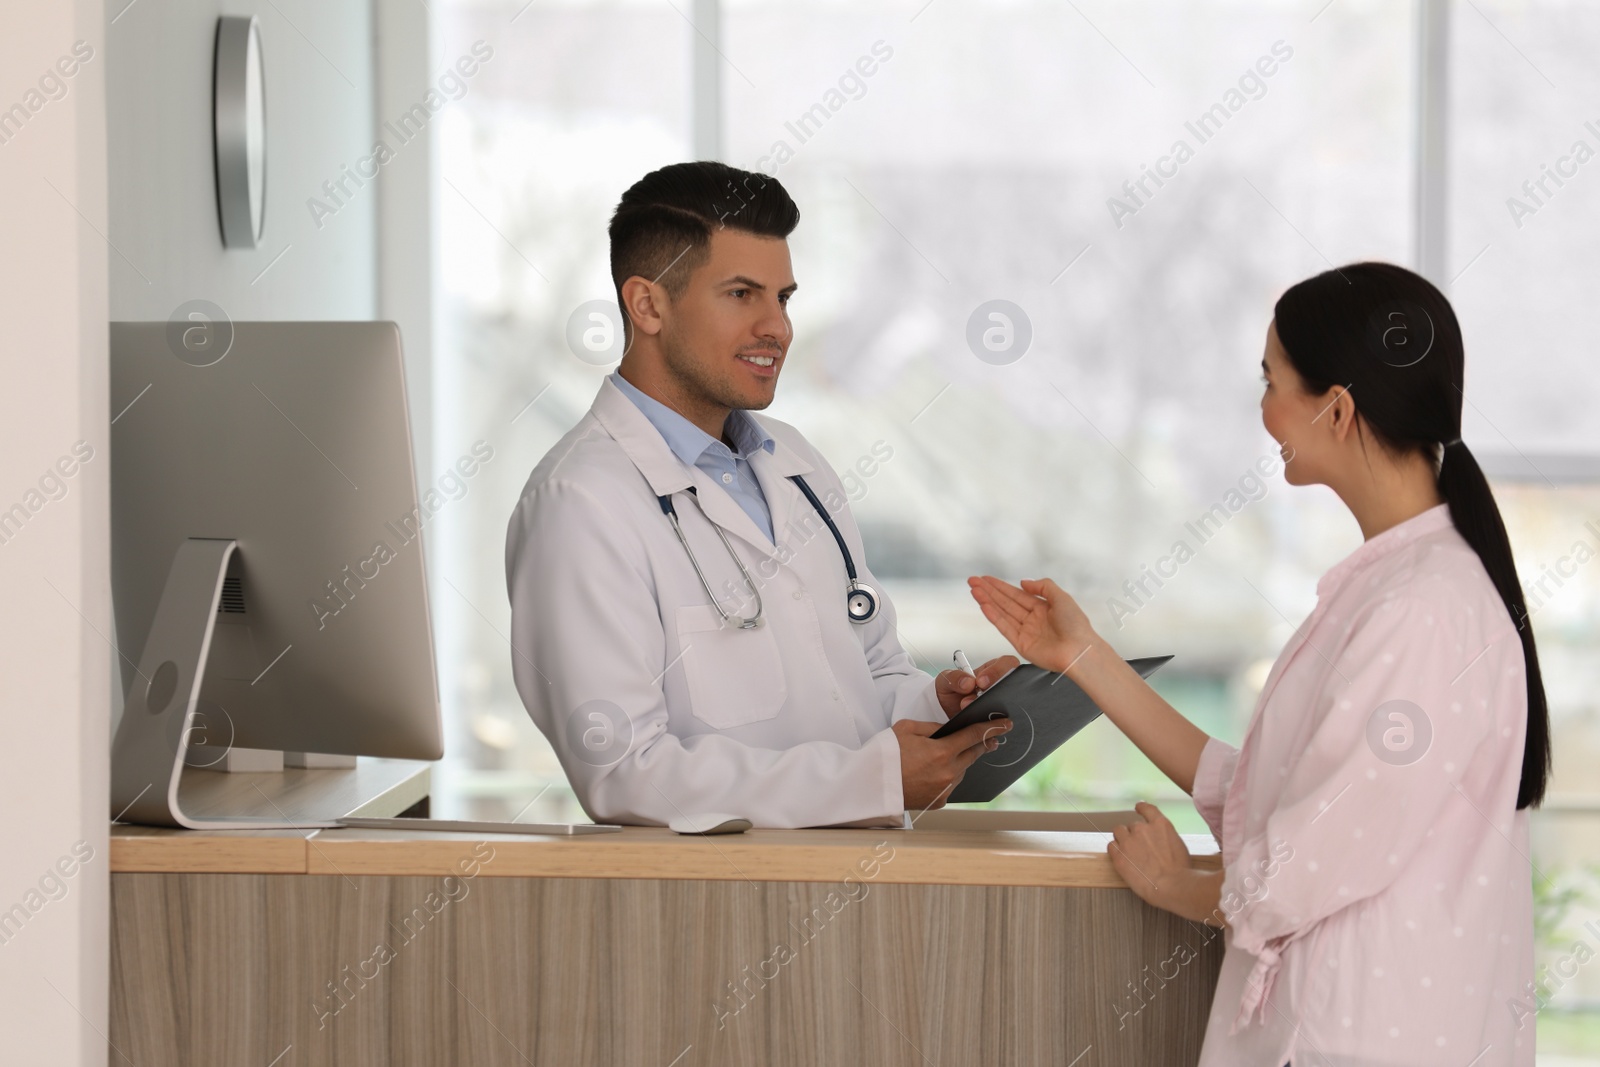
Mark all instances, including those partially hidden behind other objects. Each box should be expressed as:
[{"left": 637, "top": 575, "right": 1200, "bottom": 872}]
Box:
[
  {"left": 588, "top": 376, "right": 814, "bottom": 554},
  {"left": 607, "top": 370, "right": 776, "bottom": 469},
  {"left": 746, "top": 446, "right": 809, "bottom": 555}
]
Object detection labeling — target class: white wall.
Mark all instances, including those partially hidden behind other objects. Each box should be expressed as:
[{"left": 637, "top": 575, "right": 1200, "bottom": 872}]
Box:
[
  {"left": 103, "top": 0, "right": 437, "bottom": 744},
  {"left": 0, "top": 2, "right": 426, "bottom": 1059},
  {"left": 0, "top": 1, "right": 110, "bottom": 1063},
  {"left": 105, "top": 0, "right": 378, "bottom": 321},
  {"left": 102, "top": 0, "right": 437, "bottom": 543}
]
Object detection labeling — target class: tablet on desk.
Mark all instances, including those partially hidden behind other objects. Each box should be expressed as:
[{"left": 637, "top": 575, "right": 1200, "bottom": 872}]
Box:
[{"left": 929, "top": 655, "right": 1173, "bottom": 804}]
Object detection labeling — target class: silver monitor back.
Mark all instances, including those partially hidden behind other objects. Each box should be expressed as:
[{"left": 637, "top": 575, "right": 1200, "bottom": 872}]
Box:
[{"left": 110, "top": 321, "right": 442, "bottom": 769}]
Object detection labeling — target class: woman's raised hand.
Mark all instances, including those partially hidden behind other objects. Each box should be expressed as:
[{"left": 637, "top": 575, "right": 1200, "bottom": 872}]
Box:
[{"left": 966, "top": 576, "right": 1097, "bottom": 676}]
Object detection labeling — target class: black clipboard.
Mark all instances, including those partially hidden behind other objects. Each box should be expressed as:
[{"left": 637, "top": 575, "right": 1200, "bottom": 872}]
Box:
[{"left": 929, "top": 655, "right": 1173, "bottom": 803}]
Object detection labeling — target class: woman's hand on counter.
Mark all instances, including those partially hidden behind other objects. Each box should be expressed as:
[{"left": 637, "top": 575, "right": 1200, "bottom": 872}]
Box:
[
  {"left": 966, "top": 576, "right": 1097, "bottom": 676},
  {"left": 1107, "top": 802, "right": 1227, "bottom": 927}
]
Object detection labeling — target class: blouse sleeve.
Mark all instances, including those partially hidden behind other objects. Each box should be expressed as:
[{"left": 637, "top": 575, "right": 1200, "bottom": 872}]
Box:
[
  {"left": 1191, "top": 735, "right": 1241, "bottom": 843},
  {"left": 1218, "top": 592, "right": 1513, "bottom": 1028}
]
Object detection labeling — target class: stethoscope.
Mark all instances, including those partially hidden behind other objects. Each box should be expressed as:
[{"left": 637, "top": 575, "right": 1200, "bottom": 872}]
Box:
[{"left": 657, "top": 474, "right": 879, "bottom": 630}]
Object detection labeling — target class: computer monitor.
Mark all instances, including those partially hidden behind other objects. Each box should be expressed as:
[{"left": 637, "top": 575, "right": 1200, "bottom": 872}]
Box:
[{"left": 109, "top": 321, "right": 442, "bottom": 828}]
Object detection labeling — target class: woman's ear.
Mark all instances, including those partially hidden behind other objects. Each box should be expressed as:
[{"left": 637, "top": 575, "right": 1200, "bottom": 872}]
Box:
[
  {"left": 1323, "top": 385, "right": 1358, "bottom": 443},
  {"left": 620, "top": 276, "right": 666, "bottom": 340}
]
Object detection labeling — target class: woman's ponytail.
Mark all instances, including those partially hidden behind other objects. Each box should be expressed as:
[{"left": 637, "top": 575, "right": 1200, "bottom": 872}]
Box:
[{"left": 1437, "top": 439, "right": 1550, "bottom": 808}]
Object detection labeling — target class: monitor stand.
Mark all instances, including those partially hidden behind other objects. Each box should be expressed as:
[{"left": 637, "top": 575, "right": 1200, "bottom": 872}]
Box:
[{"left": 110, "top": 538, "right": 340, "bottom": 829}]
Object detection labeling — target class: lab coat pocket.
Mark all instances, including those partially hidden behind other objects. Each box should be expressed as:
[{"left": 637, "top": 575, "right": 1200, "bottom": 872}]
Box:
[{"left": 675, "top": 604, "right": 787, "bottom": 730}]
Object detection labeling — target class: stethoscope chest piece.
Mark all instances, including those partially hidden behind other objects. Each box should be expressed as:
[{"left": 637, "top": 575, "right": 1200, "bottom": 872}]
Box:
[{"left": 846, "top": 581, "right": 879, "bottom": 625}]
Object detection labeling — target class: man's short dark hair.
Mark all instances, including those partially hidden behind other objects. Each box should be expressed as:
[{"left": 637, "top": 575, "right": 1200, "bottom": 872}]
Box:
[{"left": 608, "top": 161, "right": 799, "bottom": 332}]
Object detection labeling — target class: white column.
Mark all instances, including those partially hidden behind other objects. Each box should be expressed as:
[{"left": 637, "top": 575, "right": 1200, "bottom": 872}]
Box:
[
  {"left": 374, "top": 0, "right": 436, "bottom": 496},
  {"left": 1413, "top": 0, "right": 1451, "bottom": 289},
  {"left": 0, "top": 1, "right": 111, "bottom": 1064},
  {"left": 692, "top": 0, "right": 723, "bottom": 161}
]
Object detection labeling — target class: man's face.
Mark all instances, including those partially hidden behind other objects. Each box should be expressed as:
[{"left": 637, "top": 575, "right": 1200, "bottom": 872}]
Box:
[{"left": 657, "top": 228, "right": 796, "bottom": 412}]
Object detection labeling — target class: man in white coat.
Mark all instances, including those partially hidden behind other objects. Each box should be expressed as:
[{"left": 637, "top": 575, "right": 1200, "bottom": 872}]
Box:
[{"left": 505, "top": 161, "right": 1013, "bottom": 828}]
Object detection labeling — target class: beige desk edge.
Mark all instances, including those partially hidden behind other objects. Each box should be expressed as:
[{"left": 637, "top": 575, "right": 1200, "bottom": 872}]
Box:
[{"left": 110, "top": 824, "right": 1222, "bottom": 888}]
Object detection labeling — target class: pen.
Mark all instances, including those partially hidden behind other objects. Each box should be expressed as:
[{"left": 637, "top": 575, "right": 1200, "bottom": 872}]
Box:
[{"left": 953, "top": 649, "right": 976, "bottom": 677}]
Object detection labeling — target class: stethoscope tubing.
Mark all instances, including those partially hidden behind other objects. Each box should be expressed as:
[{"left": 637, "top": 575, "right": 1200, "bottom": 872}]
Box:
[
  {"left": 788, "top": 475, "right": 860, "bottom": 583},
  {"left": 657, "top": 474, "right": 874, "bottom": 628},
  {"left": 659, "top": 492, "right": 766, "bottom": 629}
]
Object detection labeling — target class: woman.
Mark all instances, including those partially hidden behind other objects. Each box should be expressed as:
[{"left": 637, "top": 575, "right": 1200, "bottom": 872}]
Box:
[{"left": 970, "top": 262, "right": 1545, "bottom": 1066}]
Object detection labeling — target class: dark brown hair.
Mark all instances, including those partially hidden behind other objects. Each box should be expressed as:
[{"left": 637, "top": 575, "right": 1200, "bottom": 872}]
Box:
[{"left": 608, "top": 161, "right": 799, "bottom": 341}]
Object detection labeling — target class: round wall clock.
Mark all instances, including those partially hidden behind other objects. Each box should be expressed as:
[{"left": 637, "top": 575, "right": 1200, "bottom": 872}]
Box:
[{"left": 213, "top": 15, "right": 266, "bottom": 249}]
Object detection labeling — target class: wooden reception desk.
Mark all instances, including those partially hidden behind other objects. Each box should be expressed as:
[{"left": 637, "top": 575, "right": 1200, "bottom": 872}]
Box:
[{"left": 109, "top": 764, "right": 1226, "bottom": 1066}]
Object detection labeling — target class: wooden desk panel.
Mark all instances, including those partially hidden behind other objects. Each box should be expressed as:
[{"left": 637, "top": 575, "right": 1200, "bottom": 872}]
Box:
[
  {"left": 111, "top": 871, "right": 1225, "bottom": 1067},
  {"left": 110, "top": 795, "right": 1228, "bottom": 1066}
]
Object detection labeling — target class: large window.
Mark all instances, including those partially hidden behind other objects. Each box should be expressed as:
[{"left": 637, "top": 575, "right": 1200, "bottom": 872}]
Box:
[{"left": 431, "top": 1, "right": 1600, "bottom": 1047}]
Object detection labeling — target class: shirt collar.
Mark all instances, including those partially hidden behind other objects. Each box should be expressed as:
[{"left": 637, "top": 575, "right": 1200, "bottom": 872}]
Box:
[
  {"left": 608, "top": 371, "right": 776, "bottom": 468},
  {"left": 1315, "top": 502, "right": 1454, "bottom": 598}
]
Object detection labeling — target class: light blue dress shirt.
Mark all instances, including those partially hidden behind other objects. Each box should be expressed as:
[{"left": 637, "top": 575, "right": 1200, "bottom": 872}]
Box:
[{"left": 609, "top": 371, "right": 777, "bottom": 542}]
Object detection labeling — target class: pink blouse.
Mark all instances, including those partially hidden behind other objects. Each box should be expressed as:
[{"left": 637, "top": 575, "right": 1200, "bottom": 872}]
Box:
[{"left": 1191, "top": 504, "right": 1534, "bottom": 1065}]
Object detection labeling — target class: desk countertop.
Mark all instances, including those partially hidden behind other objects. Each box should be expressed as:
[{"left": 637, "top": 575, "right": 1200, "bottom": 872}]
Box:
[
  {"left": 111, "top": 822, "right": 1221, "bottom": 888},
  {"left": 112, "top": 763, "right": 1221, "bottom": 888}
]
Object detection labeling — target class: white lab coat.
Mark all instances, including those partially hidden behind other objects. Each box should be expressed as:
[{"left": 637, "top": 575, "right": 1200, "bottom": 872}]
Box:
[{"left": 504, "top": 377, "right": 944, "bottom": 828}]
